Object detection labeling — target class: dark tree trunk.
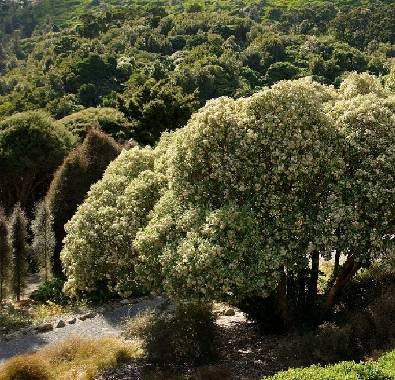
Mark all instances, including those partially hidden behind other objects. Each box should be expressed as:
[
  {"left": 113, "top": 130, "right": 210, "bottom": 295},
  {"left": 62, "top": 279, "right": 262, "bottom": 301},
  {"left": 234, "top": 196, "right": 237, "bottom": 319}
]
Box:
[
  {"left": 307, "top": 251, "right": 320, "bottom": 307},
  {"left": 276, "top": 268, "right": 292, "bottom": 331},
  {"left": 326, "top": 256, "right": 361, "bottom": 309},
  {"left": 333, "top": 251, "right": 340, "bottom": 278}
]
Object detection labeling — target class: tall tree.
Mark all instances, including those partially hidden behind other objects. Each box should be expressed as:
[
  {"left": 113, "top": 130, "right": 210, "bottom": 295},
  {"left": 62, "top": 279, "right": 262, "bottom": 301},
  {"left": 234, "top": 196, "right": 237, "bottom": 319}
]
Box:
[
  {"left": 31, "top": 201, "right": 55, "bottom": 282},
  {"left": 0, "top": 207, "right": 10, "bottom": 303},
  {"left": 9, "top": 204, "right": 29, "bottom": 301}
]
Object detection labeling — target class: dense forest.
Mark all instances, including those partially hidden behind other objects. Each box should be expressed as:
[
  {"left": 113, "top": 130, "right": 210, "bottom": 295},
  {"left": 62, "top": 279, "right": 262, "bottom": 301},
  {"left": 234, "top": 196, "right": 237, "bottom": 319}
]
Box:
[{"left": 0, "top": 1, "right": 394, "bottom": 379}]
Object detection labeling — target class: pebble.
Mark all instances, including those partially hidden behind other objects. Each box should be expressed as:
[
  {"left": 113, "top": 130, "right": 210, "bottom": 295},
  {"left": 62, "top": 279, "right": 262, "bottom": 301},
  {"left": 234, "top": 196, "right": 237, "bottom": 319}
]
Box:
[
  {"left": 68, "top": 317, "right": 77, "bottom": 324},
  {"left": 224, "top": 308, "right": 235, "bottom": 316},
  {"left": 56, "top": 320, "right": 66, "bottom": 328},
  {"left": 120, "top": 299, "right": 130, "bottom": 305},
  {"left": 79, "top": 312, "right": 96, "bottom": 321},
  {"left": 35, "top": 323, "right": 53, "bottom": 333}
]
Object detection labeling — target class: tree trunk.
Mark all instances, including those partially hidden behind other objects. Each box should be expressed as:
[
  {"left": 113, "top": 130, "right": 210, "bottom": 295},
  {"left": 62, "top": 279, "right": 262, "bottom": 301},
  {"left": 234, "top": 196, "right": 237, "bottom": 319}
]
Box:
[
  {"left": 326, "top": 256, "right": 361, "bottom": 309},
  {"left": 307, "top": 251, "right": 320, "bottom": 307},
  {"left": 333, "top": 251, "right": 340, "bottom": 278},
  {"left": 276, "top": 268, "right": 291, "bottom": 331}
]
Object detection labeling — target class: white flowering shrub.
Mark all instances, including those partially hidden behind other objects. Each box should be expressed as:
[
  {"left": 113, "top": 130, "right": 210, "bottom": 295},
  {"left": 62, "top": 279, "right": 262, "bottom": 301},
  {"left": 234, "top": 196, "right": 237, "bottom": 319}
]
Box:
[
  {"left": 325, "top": 94, "right": 395, "bottom": 263},
  {"left": 339, "top": 72, "right": 389, "bottom": 99},
  {"left": 61, "top": 74, "right": 394, "bottom": 303},
  {"left": 135, "top": 78, "right": 344, "bottom": 300},
  {"left": 61, "top": 147, "right": 165, "bottom": 296}
]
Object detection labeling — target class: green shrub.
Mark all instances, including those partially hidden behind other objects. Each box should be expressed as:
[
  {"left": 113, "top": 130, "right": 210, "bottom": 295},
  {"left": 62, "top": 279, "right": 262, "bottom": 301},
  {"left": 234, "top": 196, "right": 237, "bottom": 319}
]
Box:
[
  {"left": 30, "top": 278, "right": 69, "bottom": 305},
  {"left": 56, "top": 107, "right": 132, "bottom": 140},
  {"left": 122, "top": 302, "right": 217, "bottom": 366},
  {"left": 263, "top": 361, "right": 391, "bottom": 380},
  {"left": 0, "top": 111, "right": 76, "bottom": 211},
  {"left": 285, "top": 285, "right": 395, "bottom": 366}
]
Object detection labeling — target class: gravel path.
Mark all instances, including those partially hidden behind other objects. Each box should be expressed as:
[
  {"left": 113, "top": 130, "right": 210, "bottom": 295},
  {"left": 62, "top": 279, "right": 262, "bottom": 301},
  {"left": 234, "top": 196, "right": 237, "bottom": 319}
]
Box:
[{"left": 0, "top": 297, "right": 164, "bottom": 363}]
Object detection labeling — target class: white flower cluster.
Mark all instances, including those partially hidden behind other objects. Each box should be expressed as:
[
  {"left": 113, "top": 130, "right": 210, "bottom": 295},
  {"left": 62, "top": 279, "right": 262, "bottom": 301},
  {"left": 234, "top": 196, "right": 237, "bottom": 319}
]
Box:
[{"left": 61, "top": 74, "right": 395, "bottom": 301}]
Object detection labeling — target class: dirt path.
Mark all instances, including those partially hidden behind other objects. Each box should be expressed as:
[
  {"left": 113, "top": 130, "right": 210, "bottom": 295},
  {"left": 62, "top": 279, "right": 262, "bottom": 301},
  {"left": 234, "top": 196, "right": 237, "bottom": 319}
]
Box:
[{"left": 0, "top": 297, "right": 164, "bottom": 363}]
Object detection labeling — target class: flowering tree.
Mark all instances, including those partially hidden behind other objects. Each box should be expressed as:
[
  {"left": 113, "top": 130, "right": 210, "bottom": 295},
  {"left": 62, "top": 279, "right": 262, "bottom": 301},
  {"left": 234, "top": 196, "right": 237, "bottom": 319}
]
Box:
[{"left": 61, "top": 75, "right": 394, "bottom": 324}]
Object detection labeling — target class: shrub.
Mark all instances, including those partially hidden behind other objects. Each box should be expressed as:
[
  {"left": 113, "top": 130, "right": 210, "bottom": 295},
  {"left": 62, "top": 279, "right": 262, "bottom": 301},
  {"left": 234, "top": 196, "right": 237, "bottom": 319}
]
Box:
[
  {"left": 284, "top": 284, "right": 395, "bottom": 366},
  {"left": 61, "top": 146, "right": 165, "bottom": 296},
  {"left": 0, "top": 111, "right": 76, "bottom": 212},
  {"left": 30, "top": 278, "right": 69, "bottom": 305},
  {"left": 263, "top": 361, "right": 392, "bottom": 380},
  {"left": 0, "top": 355, "right": 51, "bottom": 380},
  {"left": 122, "top": 302, "right": 217, "bottom": 366},
  {"left": 46, "top": 129, "right": 121, "bottom": 278},
  {"left": 56, "top": 107, "right": 132, "bottom": 140}
]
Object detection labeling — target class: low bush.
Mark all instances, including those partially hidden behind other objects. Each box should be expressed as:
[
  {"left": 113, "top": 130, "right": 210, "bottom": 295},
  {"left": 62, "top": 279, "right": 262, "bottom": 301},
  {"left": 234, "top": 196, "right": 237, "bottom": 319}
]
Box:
[
  {"left": 285, "top": 285, "right": 395, "bottom": 366},
  {"left": 122, "top": 302, "right": 218, "bottom": 366},
  {"left": 263, "top": 349, "right": 395, "bottom": 380},
  {"left": 0, "top": 337, "right": 142, "bottom": 380},
  {"left": 0, "top": 303, "right": 31, "bottom": 335},
  {"left": 30, "top": 278, "right": 69, "bottom": 305}
]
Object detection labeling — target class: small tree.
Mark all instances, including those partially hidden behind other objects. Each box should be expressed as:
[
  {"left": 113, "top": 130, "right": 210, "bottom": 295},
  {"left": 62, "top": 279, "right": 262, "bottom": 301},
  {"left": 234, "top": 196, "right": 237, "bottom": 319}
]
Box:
[
  {"left": 0, "top": 207, "right": 10, "bottom": 303},
  {"left": 9, "top": 204, "right": 29, "bottom": 301},
  {"left": 31, "top": 201, "right": 55, "bottom": 282}
]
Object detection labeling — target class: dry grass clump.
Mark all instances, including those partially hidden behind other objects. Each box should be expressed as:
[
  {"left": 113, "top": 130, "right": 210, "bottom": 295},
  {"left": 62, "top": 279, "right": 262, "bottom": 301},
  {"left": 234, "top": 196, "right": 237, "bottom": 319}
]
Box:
[
  {"left": 0, "top": 337, "right": 142, "bottom": 380},
  {"left": 0, "top": 354, "right": 51, "bottom": 380}
]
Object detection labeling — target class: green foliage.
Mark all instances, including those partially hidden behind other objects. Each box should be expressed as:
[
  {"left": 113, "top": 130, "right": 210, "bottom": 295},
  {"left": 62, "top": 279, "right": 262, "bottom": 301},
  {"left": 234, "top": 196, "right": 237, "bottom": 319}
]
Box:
[
  {"left": 122, "top": 302, "right": 217, "bottom": 366},
  {"left": 9, "top": 204, "right": 29, "bottom": 301},
  {"left": 263, "top": 361, "right": 392, "bottom": 380},
  {"left": 31, "top": 201, "right": 55, "bottom": 282},
  {"left": 0, "top": 207, "right": 10, "bottom": 302},
  {"left": 0, "top": 0, "right": 393, "bottom": 148},
  {"left": 0, "top": 303, "right": 32, "bottom": 335},
  {"left": 0, "top": 111, "right": 76, "bottom": 211},
  {"left": 46, "top": 129, "right": 121, "bottom": 278},
  {"left": 56, "top": 107, "right": 132, "bottom": 140},
  {"left": 61, "top": 146, "right": 165, "bottom": 296},
  {"left": 30, "top": 278, "right": 69, "bottom": 305},
  {"left": 61, "top": 74, "right": 394, "bottom": 308},
  {"left": 284, "top": 281, "right": 395, "bottom": 365}
]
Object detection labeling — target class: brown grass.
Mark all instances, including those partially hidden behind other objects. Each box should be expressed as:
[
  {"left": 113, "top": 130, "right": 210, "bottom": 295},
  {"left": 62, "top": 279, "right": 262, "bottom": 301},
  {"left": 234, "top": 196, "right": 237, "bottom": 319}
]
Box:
[{"left": 0, "top": 337, "right": 142, "bottom": 380}]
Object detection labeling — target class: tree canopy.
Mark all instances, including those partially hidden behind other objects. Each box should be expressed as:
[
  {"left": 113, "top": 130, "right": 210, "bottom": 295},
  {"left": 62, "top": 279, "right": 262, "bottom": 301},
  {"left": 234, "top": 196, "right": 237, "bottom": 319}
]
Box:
[{"left": 61, "top": 74, "right": 395, "bottom": 303}]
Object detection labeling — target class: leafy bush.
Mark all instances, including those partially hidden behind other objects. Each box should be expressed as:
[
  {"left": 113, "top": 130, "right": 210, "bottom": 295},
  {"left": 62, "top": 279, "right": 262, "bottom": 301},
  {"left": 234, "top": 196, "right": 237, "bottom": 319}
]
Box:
[
  {"left": 0, "top": 111, "right": 75, "bottom": 211},
  {"left": 122, "top": 302, "right": 217, "bottom": 366},
  {"left": 61, "top": 146, "right": 165, "bottom": 296},
  {"left": 285, "top": 285, "right": 395, "bottom": 366},
  {"left": 263, "top": 361, "right": 391, "bottom": 380},
  {"left": 30, "top": 278, "right": 69, "bottom": 305},
  {"left": 56, "top": 107, "right": 132, "bottom": 140}
]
